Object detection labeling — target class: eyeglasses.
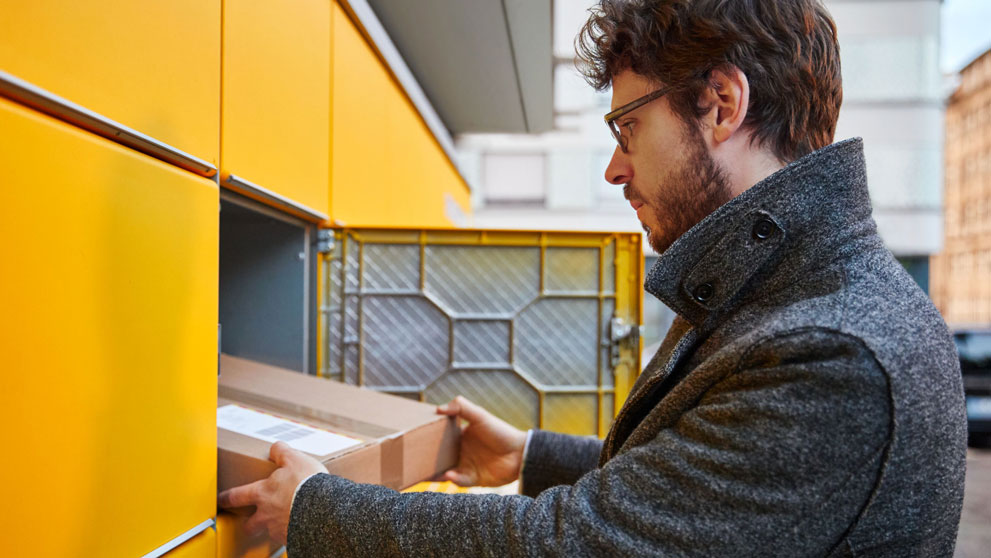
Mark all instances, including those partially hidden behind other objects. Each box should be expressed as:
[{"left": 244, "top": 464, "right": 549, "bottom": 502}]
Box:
[{"left": 604, "top": 85, "right": 675, "bottom": 153}]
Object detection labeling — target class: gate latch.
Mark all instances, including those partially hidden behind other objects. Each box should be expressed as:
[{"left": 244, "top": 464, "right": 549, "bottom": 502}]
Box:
[{"left": 608, "top": 317, "right": 639, "bottom": 368}]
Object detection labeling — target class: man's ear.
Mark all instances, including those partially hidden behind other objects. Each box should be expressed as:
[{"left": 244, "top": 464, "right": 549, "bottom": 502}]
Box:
[{"left": 702, "top": 66, "right": 749, "bottom": 144}]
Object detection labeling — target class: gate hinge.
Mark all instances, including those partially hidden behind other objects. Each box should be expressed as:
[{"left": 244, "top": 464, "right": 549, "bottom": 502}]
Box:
[{"left": 317, "top": 230, "right": 335, "bottom": 255}]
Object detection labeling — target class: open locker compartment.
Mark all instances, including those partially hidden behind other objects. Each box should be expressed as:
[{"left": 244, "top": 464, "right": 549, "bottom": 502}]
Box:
[
  {"left": 218, "top": 196, "right": 644, "bottom": 439},
  {"left": 317, "top": 228, "right": 644, "bottom": 438},
  {"left": 219, "top": 190, "right": 318, "bottom": 374}
]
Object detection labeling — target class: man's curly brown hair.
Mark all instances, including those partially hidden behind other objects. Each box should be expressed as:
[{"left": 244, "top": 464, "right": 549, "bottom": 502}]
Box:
[{"left": 577, "top": 0, "right": 842, "bottom": 163}]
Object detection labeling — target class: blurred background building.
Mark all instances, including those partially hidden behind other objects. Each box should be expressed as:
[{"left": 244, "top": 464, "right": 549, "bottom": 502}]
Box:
[
  {"left": 932, "top": 48, "right": 991, "bottom": 325},
  {"left": 456, "top": 0, "right": 945, "bottom": 351}
]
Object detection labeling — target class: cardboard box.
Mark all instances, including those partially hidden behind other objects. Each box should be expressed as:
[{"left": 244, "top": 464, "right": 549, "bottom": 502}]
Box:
[{"left": 217, "top": 354, "right": 460, "bottom": 493}]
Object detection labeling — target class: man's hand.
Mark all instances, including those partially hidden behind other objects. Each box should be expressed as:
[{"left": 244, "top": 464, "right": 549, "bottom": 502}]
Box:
[
  {"left": 436, "top": 396, "right": 527, "bottom": 487},
  {"left": 217, "top": 441, "right": 328, "bottom": 545}
]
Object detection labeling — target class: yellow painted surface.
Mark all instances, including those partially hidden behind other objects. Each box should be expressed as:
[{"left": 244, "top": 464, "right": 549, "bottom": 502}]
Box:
[
  {"left": 0, "top": 98, "right": 218, "bottom": 556},
  {"left": 222, "top": 0, "right": 331, "bottom": 217},
  {"left": 331, "top": 3, "right": 470, "bottom": 228},
  {"left": 0, "top": 0, "right": 221, "bottom": 165},
  {"left": 610, "top": 233, "right": 645, "bottom": 434},
  {"left": 403, "top": 481, "right": 470, "bottom": 494},
  {"left": 165, "top": 528, "right": 216, "bottom": 558},
  {"left": 216, "top": 512, "right": 284, "bottom": 558}
]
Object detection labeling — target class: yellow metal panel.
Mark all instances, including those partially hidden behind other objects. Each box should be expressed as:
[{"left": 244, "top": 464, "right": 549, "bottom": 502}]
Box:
[
  {"left": 543, "top": 393, "right": 599, "bottom": 436},
  {"left": 0, "top": 98, "right": 218, "bottom": 556},
  {"left": 217, "top": 512, "right": 283, "bottom": 558},
  {"left": 610, "top": 233, "right": 645, "bottom": 431},
  {"left": 165, "top": 528, "right": 216, "bottom": 558},
  {"left": 0, "top": 0, "right": 221, "bottom": 165},
  {"left": 403, "top": 481, "right": 471, "bottom": 494},
  {"left": 331, "top": 3, "right": 470, "bottom": 228},
  {"left": 222, "top": 0, "right": 331, "bottom": 217}
]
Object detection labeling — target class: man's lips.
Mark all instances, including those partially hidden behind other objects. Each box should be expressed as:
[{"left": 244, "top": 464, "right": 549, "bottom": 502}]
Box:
[{"left": 624, "top": 184, "right": 644, "bottom": 211}]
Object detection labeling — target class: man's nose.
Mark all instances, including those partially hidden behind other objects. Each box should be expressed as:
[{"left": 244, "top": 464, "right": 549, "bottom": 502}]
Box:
[{"left": 604, "top": 145, "right": 631, "bottom": 185}]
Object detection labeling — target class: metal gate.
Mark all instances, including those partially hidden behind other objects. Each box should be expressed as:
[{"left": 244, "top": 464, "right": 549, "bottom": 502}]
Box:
[{"left": 318, "top": 228, "right": 642, "bottom": 437}]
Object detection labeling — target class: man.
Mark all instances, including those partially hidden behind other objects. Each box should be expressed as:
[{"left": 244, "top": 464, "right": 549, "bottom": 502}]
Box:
[{"left": 219, "top": 0, "right": 967, "bottom": 555}]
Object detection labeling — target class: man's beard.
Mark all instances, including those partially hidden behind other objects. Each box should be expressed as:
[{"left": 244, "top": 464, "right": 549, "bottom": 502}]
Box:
[{"left": 633, "top": 124, "right": 733, "bottom": 254}]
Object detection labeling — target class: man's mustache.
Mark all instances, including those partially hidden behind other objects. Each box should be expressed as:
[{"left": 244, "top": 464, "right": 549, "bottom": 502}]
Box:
[{"left": 623, "top": 183, "right": 644, "bottom": 204}]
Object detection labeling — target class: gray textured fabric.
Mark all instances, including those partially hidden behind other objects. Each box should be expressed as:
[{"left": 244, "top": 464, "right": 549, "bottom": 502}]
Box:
[
  {"left": 287, "top": 138, "right": 967, "bottom": 557},
  {"left": 519, "top": 431, "right": 603, "bottom": 496}
]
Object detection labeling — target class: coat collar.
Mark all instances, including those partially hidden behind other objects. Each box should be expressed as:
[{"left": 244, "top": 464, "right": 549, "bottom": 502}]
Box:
[{"left": 644, "top": 137, "right": 876, "bottom": 330}]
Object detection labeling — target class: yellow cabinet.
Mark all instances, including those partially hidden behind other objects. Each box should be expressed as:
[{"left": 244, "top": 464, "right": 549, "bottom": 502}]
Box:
[
  {"left": 165, "top": 527, "right": 217, "bottom": 558},
  {"left": 0, "top": 97, "right": 218, "bottom": 557},
  {"left": 222, "top": 0, "right": 331, "bottom": 220},
  {"left": 0, "top": 0, "right": 221, "bottom": 166},
  {"left": 217, "top": 512, "right": 285, "bottom": 558},
  {"left": 331, "top": 3, "right": 470, "bottom": 228}
]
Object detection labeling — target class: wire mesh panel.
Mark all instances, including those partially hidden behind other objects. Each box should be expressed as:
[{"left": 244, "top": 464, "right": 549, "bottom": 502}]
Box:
[
  {"left": 515, "top": 298, "right": 599, "bottom": 387},
  {"left": 319, "top": 229, "right": 642, "bottom": 437}
]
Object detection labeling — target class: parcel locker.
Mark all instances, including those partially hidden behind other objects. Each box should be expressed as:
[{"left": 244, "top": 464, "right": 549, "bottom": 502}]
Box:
[{"left": 0, "top": 96, "right": 217, "bottom": 557}]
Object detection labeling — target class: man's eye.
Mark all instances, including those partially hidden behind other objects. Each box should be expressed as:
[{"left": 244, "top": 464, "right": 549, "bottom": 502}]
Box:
[{"left": 622, "top": 122, "right": 635, "bottom": 136}]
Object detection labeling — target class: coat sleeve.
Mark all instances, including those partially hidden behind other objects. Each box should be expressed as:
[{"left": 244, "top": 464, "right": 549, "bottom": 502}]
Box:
[
  {"left": 287, "top": 330, "right": 892, "bottom": 558},
  {"left": 519, "top": 430, "right": 603, "bottom": 497}
]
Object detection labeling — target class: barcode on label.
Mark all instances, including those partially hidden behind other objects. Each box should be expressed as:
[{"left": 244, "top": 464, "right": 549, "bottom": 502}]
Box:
[
  {"left": 256, "top": 422, "right": 315, "bottom": 442},
  {"left": 218, "top": 404, "right": 362, "bottom": 456}
]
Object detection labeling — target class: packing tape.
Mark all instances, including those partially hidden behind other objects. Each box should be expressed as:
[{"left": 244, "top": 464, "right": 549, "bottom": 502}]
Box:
[{"left": 219, "top": 385, "right": 396, "bottom": 440}]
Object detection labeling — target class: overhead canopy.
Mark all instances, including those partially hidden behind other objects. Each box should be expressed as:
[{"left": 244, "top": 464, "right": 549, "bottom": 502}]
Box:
[{"left": 365, "top": 0, "right": 553, "bottom": 134}]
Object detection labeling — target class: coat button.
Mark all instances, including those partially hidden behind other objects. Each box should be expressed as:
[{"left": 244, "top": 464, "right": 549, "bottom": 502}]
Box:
[
  {"left": 752, "top": 218, "right": 776, "bottom": 240},
  {"left": 692, "top": 282, "right": 714, "bottom": 303}
]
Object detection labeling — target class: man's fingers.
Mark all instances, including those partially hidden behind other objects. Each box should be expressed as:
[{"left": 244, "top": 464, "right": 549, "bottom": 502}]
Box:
[
  {"left": 436, "top": 399, "right": 458, "bottom": 416},
  {"left": 242, "top": 512, "right": 266, "bottom": 537},
  {"left": 436, "top": 395, "right": 488, "bottom": 424},
  {"left": 442, "top": 468, "right": 476, "bottom": 487},
  {"left": 217, "top": 480, "right": 263, "bottom": 509}
]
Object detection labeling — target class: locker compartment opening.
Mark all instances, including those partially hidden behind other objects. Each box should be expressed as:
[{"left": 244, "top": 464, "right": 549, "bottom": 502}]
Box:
[{"left": 219, "top": 192, "right": 317, "bottom": 373}]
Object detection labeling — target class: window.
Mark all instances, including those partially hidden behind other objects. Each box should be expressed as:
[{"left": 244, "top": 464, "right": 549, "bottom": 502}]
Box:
[{"left": 482, "top": 153, "right": 547, "bottom": 205}]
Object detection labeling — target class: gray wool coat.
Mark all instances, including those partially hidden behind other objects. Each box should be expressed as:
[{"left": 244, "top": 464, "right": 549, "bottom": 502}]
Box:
[{"left": 287, "top": 138, "right": 967, "bottom": 557}]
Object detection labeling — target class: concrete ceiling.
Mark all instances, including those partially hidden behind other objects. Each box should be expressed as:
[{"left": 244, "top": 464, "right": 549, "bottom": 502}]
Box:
[{"left": 366, "top": 0, "right": 553, "bottom": 134}]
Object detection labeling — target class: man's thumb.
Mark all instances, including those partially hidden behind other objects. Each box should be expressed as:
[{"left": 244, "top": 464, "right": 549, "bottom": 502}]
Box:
[
  {"left": 270, "top": 441, "right": 296, "bottom": 466},
  {"left": 443, "top": 467, "right": 477, "bottom": 487}
]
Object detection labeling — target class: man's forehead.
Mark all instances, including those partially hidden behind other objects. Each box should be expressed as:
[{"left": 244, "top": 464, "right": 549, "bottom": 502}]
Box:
[{"left": 609, "top": 70, "right": 661, "bottom": 111}]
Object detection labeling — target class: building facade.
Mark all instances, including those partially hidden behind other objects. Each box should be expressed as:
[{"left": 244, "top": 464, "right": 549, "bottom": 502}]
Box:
[{"left": 932, "top": 48, "right": 991, "bottom": 326}]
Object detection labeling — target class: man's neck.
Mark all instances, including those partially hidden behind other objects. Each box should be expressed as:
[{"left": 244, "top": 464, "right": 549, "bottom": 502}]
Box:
[{"left": 714, "top": 136, "right": 787, "bottom": 198}]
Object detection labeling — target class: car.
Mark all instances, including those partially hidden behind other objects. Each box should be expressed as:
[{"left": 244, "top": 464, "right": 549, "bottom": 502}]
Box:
[{"left": 953, "top": 329, "right": 991, "bottom": 448}]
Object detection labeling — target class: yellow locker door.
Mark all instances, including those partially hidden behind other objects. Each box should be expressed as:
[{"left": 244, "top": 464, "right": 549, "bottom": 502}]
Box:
[
  {"left": 164, "top": 527, "right": 216, "bottom": 558},
  {"left": 331, "top": 3, "right": 470, "bottom": 228},
  {"left": 0, "top": 97, "right": 218, "bottom": 557},
  {"left": 216, "top": 512, "right": 285, "bottom": 558},
  {"left": 221, "top": 0, "right": 331, "bottom": 221},
  {"left": 0, "top": 0, "right": 221, "bottom": 167},
  {"left": 317, "top": 228, "right": 643, "bottom": 438}
]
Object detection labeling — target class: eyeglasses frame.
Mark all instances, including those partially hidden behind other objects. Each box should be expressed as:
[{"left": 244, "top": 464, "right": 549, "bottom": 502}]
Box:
[{"left": 603, "top": 84, "right": 677, "bottom": 153}]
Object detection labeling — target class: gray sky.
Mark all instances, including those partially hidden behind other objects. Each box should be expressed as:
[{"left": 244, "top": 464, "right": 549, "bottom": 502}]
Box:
[{"left": 942, "top": 0, "right": 991, "bottom": 73}]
